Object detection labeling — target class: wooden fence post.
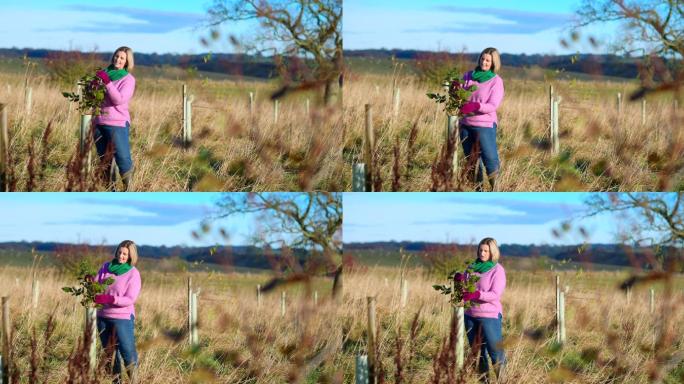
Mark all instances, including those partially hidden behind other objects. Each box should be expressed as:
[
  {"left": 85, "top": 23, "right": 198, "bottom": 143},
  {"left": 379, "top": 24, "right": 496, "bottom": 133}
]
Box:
[
  {"left": 352, "top": 163, "right": 366, "bottom": 192},
  {"left": 85, "top": 307, "right": 97, "bottom": 373},
  {"left": 641, "top": 99, "right": 646, "bottom": 125},
  {"left": 2, "top": 296, "right": 9, "bottom": 384},
  {"left": 454, "top": 305, "right": 465, "bottom": 369},
  {"left": 355, "top": 354, "right": 369, "bottom": 384},
  {"left": 24, "top": 87, "right": 32, "bottom": 115},
  {"left": 555, "top": 275, "right": 560, "bottom": 340},
  {"left": 305, "top": 98, "right": 310, "bottom": 116},
  {"left": 0, "top": 104, "right": 8, "bottom": 192},
  {"left": 280, "top": 291, "right": 286, "bottom": 318},
  {"left": 313, "top": 291, "right": 318, "bottom": 307},
  {"left": 367, "top": 297, "right": 377, "bottom": 384},
  {"left": 626, "top": 287, "right": 632, "bottom": 304},
  {"left": 191, "top": 292, "right": 198, "bottom": 345},
  {"left": 364, "top": 104, "right": 374, "bottom": 192}
]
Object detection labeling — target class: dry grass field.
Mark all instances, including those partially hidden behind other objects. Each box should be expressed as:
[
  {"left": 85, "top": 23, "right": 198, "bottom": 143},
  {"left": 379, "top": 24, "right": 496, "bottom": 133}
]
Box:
[
  {"left": 2, "top": 256, "right": 683, "bottom": 383},
  {"left": 343, "top": 68, "right": 684, "bottom": 191},
  {"left": 0, "top": 63, "right": 344, "bottom": 191}
]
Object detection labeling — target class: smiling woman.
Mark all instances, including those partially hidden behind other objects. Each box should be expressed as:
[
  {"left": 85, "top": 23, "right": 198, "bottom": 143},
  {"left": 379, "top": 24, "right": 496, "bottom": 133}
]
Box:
[{"left": 92, "top": 46, "right": 136, "bottom": 191}]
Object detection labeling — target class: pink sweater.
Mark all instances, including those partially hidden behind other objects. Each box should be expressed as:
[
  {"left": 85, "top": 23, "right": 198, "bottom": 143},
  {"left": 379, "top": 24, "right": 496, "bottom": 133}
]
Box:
[
  {"left": 460, "top": 70, "right": 504, "bottom": 128},
  {"left": 95, "top": 262, "right": 141, "bottom": 320},
  {"left": 93, "top": 73, "right": 136, "bottom": 127},
  {"left": 465, "top": 263, "right": 506, "bottom": 319}
]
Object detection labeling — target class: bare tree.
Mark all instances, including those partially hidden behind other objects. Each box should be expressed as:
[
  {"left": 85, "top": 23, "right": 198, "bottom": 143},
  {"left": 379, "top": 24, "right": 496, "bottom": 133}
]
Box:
[
  {"left": 575, "top": 0, "right": 684, "bottom": 57},
  {"left": 206, "top": 0, "right": 342, "bottom": 104},
  {"left": 585, "top": 192, "right": 683, "bottom": 271},
  {"left": 213, "top": 192, "right": 343, "bottom": 295},
  {"left": 575, "top": 0, "right": 684, "bottom": 99}
]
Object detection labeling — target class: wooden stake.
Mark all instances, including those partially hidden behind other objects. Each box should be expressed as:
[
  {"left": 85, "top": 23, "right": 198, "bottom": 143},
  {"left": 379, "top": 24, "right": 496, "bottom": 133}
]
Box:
[
  {"left": 617, "top": 92, "right": 622, "bottom": 116},
  {"left": 649, "top": 288, "right": 655, "bottom": 314},
  {"left": 182, "top": 84, "right": 187, "bottom": 142},
  {"left": 313, "top": 291, "right": 318, "bottom": 307},
  {"left": 24, "top": 87, "right": 32, "bottom": 115},
  {"left": 400, "top": 278, "right": 408, "bottom": 308},
  {"left": 552, "top": 97, "right": 560, "bottom": 154},
  {"left": 256, "top": 284, "right": 261, "bottom": 307},
  {"left": 393, "top": 88, "right": 401, "bottom": 118},
  {"left": 80, "top": 115, "right": 91, "bottom": 155},
  {"left": 555, "top": 275, "right": 560, "bottom": 341},
  {"left": 641, "top": 99, "right": 646, "bottom": 125},
  {"left": 447, "top": 115, "right": 459, "bottom": 172},
  {"left": 31, "top": 280, "right": 39, "bottom": 310},
  {"left": 274, "top": 100, "right": 279, "bottom": 124}
]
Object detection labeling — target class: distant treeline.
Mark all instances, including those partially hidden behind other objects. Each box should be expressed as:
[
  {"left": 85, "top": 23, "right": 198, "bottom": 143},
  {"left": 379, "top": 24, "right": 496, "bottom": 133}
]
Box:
[
  {"left": 0, "top": 48, "right": 279, "bottom": 78},
  {"left": 344, "top": 241, "right": 673, "bottom": 269},
  {"left": 344, "top": 49, "right": 682, "bottom": 80},
  {"left": 0, "top": 241, "right": 310, "bottom": 270}
]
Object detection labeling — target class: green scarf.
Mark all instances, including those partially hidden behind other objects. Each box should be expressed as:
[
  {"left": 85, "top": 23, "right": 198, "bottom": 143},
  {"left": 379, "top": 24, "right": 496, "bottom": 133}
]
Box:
[
  {"left": 472, "top": 69, "right": 496, "bottom": 83},
  {"left": 108, "top": 259, "right": 133, "bottom": 276},
  {"left": 105, "top": 64, "right": 128, "bottom": 81},
  {"left": 471, "top": 258, "right": 497, "bottom": 274}
]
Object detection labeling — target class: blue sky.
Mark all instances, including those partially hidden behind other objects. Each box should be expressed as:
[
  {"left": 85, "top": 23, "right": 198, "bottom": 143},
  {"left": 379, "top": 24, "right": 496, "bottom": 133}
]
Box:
[
  {"left": 343, "top": 193, "right": 620, "bottom": 245},
  {"left": 0, "top": 193, "right": 267, "bottom": 247},
  {"left": 344, "top": 0, "right": 620, "bottom": 54},
  {"left": 0, "top": 1, "right": 256, "bottom": 54}
]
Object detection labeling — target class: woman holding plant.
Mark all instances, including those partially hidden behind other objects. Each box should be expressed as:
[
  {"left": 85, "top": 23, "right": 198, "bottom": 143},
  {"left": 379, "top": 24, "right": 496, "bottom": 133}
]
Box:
[
  {"left": 93, "top": 46, "right": 136, "bottom": 191},
  {"left": 458, "top": 237, "right": 506, "bottom": 382},
  {"left": 94, "top": 240, "right": 141, "bottom": 383},
  {"left": 458, "top": 47, "right": 505, "bottom": 191}
]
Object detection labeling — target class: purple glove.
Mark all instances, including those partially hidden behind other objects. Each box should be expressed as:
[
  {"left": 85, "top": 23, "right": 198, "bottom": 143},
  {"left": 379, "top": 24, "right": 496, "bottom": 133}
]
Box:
[
  {"left": 94, "top": 294, "right": 115, "bottom": 305},
  {"left": 459, "top": 102, "right": 480, "bottom": 115},
  {"left": 95, "top": 70, "right": 111, "bottom": 85},
  {"left": 454, "top": 272, "right": 467, "bottom": 282},
  {"left": 463, "top": 291, "right": 480, "bottom": 302}
]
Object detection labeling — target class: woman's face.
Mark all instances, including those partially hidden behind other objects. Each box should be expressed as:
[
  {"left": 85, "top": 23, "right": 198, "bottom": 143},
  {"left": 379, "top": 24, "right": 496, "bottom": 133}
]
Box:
[
  {"left": 478, "top": 244, "right": 491, "bottom": 262},
  {"left": 112, "top": 51, "right": 127, "bottom": 70},
  {"left": 479, "top": 53, "right": 493, "bottom": 71},
  {"left": 117, "top": 246, "right": 130, "bottom": 264}
]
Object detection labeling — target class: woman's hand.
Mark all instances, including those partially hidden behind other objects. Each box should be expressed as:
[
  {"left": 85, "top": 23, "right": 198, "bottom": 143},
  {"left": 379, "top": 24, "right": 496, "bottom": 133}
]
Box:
[
  {"left": 460, "top": 102, "right": 480, "bottom": 115},
  {"left": 463, "top": 291, "right": 480, "bottom": 302},
  {"left": 95, "top": 70, "right": 111, "bottom": 85},
  {"left": 94, "top": 294, "right": 115, "bottom": 305}
]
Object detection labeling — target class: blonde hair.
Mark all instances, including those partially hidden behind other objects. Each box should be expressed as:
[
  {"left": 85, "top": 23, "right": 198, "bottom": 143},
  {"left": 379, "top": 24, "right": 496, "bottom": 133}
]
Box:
[
  {"left": 478, "top": 237, "right": 500, "bottom": 262},
  {"left": 116, "top": 240, "right": 138, "bottom": 266},
  {"left": 111, "top": 46, "right": 134, "bottom": 72},
  {"left": 476, "top": 47, "right": 501, "bottom": 74}
]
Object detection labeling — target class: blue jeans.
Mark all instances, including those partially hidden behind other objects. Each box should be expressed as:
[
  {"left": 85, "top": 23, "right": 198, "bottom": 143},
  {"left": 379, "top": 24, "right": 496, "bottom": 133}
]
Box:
[
  {"left": 94, "top": 122, "right": 133, "bottom": 175},
  {"left": 459, "top": 123, "right": 500, "bottom": 183},
  {"left": 465, "top": 313, "right": 506, "bottom": 380},
  {"left": 97, "top": 315, "right": 138, "bottom": 376}
]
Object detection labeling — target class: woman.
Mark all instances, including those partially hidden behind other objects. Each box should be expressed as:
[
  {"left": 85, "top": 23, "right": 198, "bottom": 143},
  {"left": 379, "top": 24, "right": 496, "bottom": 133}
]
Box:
[
  {"left": 458, "top": 47, "right": 505, "bottom": 191},
  {"left": 94, "top": 240, "right": 141, "bottom": 383},
  {"left": 93, "top": 46, "right": 136, "bottom": 191},
  {"left": 462, "top": 237, "right": 506, "bottom": 382}
]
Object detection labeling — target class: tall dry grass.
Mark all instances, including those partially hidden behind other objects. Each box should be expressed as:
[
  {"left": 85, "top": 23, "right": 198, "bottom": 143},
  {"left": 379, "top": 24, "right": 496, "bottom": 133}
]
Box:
[
  {"left": 343, "top": 71, "right": 684, "bottom": 191},
  {"left": 2, "top": 261, "right": 683, "bottom": 383},
  {"left": 0, "top": 69, "right": 343, "bottom": 191}
]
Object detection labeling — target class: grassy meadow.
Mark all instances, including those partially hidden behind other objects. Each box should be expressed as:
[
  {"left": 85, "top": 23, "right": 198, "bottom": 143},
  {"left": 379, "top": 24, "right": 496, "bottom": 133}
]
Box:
[
  {"left": 0, "top": 58, "right": 343, "bottom": 191},
  {"left": 2, "top": 249, "right": 683, "bottom": 383},
  {"left": 342, "top": 58, "right": 684, "bottom": 191}
]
